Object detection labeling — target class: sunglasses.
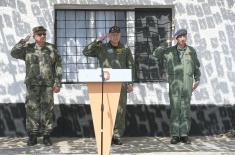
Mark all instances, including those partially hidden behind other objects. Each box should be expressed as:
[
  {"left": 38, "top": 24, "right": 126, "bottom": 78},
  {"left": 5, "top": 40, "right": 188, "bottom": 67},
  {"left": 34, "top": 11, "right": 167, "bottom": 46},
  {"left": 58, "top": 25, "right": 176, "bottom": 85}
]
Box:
[{"left": 37, "top": 33, "right": 46, "bottom": 36}]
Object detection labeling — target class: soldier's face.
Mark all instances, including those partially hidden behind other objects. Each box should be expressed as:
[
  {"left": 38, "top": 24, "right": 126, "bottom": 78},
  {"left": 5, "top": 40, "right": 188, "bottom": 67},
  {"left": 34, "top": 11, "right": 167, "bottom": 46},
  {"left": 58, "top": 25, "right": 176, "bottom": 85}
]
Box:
[
  {"left": 34, "top": 31, "right": 46, "bottom": 44},
  {"left": 176, "top": 35, "right": 187, "bottom": 46},
  {"left": 109, "top": 32, "right": 120, "bottom": 45}
]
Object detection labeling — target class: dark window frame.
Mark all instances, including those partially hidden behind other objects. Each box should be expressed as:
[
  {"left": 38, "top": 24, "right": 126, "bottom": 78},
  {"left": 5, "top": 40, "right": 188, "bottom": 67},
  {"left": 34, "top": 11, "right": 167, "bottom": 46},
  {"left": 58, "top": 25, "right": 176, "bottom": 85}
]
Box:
[
  {"left": 54, "top": 7, "right": 173, "bottom": 84},
  {"left": 134, "top": 8, "right": 172, "bottom": 82}
]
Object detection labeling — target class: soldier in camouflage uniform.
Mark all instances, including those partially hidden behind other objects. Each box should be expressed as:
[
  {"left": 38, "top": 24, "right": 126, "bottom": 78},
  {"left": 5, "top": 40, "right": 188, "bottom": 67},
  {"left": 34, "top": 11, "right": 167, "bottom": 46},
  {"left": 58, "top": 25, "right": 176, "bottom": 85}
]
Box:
[
  {"left": 83, "top": 26, "right": 134, "bottom": 145},
  {"left": 154, "top": 29, "right": 201, "bottom": 144},
  {"left": 11, "top": 26, "right": 62, "bottom": 146}
]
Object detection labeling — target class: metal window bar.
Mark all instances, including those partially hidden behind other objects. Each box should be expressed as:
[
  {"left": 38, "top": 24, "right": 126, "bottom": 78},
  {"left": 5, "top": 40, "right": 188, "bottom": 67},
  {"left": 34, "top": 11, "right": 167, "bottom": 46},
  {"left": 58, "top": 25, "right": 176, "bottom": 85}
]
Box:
[
  {"left": 135, "top": 9, "right": 172, "bottom": 82},
  {"left": 55, "top": 8, "right": 172, "bottom": 84}
]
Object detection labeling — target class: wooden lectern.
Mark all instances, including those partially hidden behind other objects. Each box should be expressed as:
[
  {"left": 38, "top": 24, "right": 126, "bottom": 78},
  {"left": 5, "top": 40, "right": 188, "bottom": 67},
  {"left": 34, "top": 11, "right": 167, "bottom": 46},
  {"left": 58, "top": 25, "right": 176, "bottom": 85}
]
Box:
[{"left": 79, "top": 68, "right": 132, "bottom": 155}]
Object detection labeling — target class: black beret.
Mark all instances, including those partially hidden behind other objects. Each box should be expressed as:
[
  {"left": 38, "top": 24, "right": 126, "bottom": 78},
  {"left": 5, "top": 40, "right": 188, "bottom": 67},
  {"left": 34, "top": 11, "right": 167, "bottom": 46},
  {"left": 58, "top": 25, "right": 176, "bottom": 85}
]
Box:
[
  {"left": 174, "top": 29, "right": 187, "bottom": 38},
  {"left": 109, "top": 26, "right": 120, "bottom": 33},
  {"left": 32, "top": 26, "right": 47, "bottom": 33}
]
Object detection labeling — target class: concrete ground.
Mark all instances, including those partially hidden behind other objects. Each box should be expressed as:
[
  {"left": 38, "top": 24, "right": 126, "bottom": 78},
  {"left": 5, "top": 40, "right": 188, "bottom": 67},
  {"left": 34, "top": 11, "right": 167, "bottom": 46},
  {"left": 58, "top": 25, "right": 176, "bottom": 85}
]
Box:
[{"left": 0, "top": 133, "right": 235, "bottom": 155}]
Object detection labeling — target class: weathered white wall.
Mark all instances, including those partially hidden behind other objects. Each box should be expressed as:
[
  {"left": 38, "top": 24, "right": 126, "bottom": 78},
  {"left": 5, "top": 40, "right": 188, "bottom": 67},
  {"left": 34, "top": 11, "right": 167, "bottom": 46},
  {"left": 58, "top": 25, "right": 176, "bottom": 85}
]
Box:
[{"left": 0, "top": 0, "right": 235, "bottom": 105}]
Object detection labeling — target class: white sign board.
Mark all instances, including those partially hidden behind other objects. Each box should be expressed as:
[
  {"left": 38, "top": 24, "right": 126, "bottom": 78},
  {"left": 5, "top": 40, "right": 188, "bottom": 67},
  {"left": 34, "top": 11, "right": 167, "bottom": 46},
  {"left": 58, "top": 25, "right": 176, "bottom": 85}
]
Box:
[{"left": 78, "top": 68, "right": 132, "bottom": 82}]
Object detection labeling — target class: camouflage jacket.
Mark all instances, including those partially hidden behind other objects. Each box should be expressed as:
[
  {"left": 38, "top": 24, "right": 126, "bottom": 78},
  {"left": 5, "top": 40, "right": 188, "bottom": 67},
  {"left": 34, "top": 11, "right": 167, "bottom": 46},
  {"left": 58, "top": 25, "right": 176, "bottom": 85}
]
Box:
[
  {"left": 83, "top": 40, "right": 135, "bottom": 81},
  {"left": 11, "top": 41, "right": 62, "bottom": 87},
  {"left": 154, "top": 44, "right": 201, "bottom": 97}
]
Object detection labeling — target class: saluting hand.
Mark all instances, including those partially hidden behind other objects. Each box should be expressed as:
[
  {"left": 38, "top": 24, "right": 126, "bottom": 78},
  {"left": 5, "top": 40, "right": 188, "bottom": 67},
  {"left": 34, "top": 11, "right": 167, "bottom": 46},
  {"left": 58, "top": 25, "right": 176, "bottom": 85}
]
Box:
[
  {"left": 192, "top": 81, "right": 199, "bottom": 92},
  {"left": 97, "top": 34, "right": 107, "bottom": 42},
  {"left": 23, "top": 33, "right": 32, "bottom": 42},
  {"left": 20, "top": 33, "right": 32, "bottom": 44}
]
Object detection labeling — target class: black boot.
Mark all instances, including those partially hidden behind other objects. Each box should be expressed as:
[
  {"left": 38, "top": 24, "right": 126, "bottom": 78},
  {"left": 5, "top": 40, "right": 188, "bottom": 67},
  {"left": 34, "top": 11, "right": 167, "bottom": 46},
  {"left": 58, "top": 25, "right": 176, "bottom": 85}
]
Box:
[
  {"left": 112, "top": 137, "right": 122, "bottom": 145},
  {"left": 43, "top": 135, "right": 52, "bottom": 146},
  {"left": 170, "top": 136, "right": 180, "bottom": 144},
  {"left": 180, "top": 136, "right": 191, "bottom": 144},
  {"left": 27, "top": 134, "right": 37, "bottom": 146}
]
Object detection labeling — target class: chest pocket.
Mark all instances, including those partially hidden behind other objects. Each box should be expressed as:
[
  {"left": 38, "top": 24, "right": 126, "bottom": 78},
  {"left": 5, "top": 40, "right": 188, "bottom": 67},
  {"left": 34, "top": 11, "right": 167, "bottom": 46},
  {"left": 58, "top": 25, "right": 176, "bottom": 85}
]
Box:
[
  {"left": 116, "top": 48, "right": 124, "bottom": 55},
  {"left": 40, "top": 51, "right": 54, "bottom": 79},
  {"left": 26, "top": 53, "right": 40, "bottom": 78},
  {"left": 26, "top": 53, "right": 39, "bottom": 64},
  {"left": 117, "top": 48, "right": 127, "bottom": 68},
  {"left": 184, "top": 54, "right": 194, "bottom": 76},
  {"left": 41, "top": 52, "right": 53, "bottom": 66},
  {"left": 166, "top": 52, "right": 179, "bottom": 75}
]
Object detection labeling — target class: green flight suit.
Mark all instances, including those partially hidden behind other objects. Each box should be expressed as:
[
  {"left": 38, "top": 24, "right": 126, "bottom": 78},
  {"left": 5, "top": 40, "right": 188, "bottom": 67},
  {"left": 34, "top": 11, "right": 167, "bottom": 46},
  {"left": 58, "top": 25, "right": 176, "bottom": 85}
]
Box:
[
  {"left": 83, "top": 40, "right": 134, "bottom": 138},
  {"left": 154, "top": 44, "right": 201, "bottom": 137},
  {"left": 11, "top": 40, "right": 62, "bottom": 135}
]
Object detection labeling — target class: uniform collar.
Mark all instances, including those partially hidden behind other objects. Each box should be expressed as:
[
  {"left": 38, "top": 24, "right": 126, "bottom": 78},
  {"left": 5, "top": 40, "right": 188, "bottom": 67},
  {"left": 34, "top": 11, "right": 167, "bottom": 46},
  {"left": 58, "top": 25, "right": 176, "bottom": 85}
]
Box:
[
  {"left": 109, "top": 41, "right": 120, "bottom": 49},
  {"left": 177, "top": 44, "right": 187, "bottom": 51},
  {"left": 34, "top": 42, "right": 46, "bottom": 50}
]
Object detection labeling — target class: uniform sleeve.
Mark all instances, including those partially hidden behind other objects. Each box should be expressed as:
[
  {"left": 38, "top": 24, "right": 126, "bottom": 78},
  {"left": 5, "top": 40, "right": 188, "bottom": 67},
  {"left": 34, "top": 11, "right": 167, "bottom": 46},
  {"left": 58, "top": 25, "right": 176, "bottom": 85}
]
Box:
[
  {"left": 54, "top": 47, "right": 63, "bottom": 87},
  {"left": 82, "top": 40, "right": 101, "bottom": 57},
  {"left": 153, "top": 45, "right": 167, "bottom": 61},
  {"left": 126, "top": 47, "right": 135, "bottom": 83},
  {"left": 193, "top": 50, "right": 201, "bottom": 82},
  {"left": 10, "top": 40, "right": 27, "bottom": 60}
]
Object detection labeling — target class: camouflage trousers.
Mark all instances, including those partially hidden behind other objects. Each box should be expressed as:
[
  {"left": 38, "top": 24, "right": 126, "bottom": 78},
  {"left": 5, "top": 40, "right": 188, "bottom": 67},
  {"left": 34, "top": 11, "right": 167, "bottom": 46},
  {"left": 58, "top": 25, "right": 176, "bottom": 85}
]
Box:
[
  {"left": 170, "top": 95, "right": 191, "bottom": 137},
  {"left": 26, "top": 85, "right": 54, "bottom": 136},
  {"left": 113, "top": 84, "right": 127, "bottom": 139}
]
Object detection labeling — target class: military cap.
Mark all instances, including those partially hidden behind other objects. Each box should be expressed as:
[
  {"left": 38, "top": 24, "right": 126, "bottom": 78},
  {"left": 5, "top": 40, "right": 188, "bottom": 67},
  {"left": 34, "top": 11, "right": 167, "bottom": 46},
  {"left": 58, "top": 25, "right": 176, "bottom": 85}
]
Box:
[
  {"left": 109, "top": 26, "right": 120, "bottom": 33},
  {"left": 32, "top": 26, "right": 47, "bottom": 33},
  {"left": 174, "top": 28, "right": 187, "bottom": 38}
]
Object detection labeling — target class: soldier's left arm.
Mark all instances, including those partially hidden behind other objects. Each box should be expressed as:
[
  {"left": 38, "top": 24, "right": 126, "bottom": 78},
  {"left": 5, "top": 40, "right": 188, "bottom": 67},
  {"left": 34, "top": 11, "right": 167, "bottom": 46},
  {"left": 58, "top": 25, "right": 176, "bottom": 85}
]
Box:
[
  {"left": 192, "top": 49, "right": 201, "bottom": 82},
  {"left": 191, "top": 48, "right": 201, "bottom": 91},
  {"left": 53, "top": 46, "right": 63, "bottom": 88}
]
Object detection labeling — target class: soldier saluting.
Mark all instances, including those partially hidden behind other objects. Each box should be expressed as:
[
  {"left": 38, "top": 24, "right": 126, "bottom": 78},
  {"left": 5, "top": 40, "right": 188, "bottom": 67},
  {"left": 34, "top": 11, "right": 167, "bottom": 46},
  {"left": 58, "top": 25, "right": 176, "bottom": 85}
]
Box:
[
  {"left": 11, "top": 26, "right": 62, "bottom": 146},
  {"left": 83, "top": 26, "right": 134, "bottom": 145},
  {"left": 154, "top": 29, "right": 201, "bottom": 144}
]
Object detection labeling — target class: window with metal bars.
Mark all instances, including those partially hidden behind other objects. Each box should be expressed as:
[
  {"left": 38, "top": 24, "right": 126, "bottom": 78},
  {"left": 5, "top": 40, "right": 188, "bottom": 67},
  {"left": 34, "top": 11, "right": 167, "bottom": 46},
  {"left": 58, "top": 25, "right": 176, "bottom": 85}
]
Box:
[
  {"left": 135, "top": 8, "right": 172, "bottom": 82},
  {"left": 55, "top": 8, "right": 172, "bottom": 83}
]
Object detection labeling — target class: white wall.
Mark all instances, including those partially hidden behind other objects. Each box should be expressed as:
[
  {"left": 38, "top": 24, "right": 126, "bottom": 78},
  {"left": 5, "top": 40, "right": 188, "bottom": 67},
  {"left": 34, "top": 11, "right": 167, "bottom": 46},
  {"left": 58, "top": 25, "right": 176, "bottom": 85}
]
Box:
[{"left": 0, "top": 0, "right": 235, "bottom": 105}]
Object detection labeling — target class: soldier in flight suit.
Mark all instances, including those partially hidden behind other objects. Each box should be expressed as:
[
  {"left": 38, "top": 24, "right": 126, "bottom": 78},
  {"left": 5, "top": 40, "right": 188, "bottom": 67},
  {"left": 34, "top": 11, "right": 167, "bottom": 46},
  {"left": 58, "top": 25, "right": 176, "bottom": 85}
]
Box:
[
  {"left": 154, "top": 29, "right": 201, "bottom": 144},
  {"left": 11, "top": 26, "right": 62, "bottom": 146},
  {"left": 83, "top": 26, "right": 134, "bottom": 145}
]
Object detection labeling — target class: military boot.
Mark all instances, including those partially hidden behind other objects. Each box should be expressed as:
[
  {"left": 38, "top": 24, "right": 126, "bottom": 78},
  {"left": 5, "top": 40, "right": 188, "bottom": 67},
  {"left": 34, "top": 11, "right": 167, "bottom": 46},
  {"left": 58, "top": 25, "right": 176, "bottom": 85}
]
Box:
[
  {"left": 27, "top": 134, "right": 37, "bottom": 146},
  {"left": 112, "top": 137, "right": 122, "bottom": 145},
  {"left": 170, "top": 136, "right": 180, "bottom": 144},
  {"left": 43, "top": 135, "right": 52, "bottom": 146},
  {"left": 180, "top": 136, "right": 191, "bottom": 144}
]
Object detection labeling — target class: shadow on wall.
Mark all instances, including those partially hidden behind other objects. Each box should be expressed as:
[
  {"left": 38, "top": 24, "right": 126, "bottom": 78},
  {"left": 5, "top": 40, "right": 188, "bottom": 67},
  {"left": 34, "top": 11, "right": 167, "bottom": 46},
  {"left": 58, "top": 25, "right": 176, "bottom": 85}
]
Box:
[
  {"left": 0, "top": 104, "right": 234, "bottom": 137},
  {"left": 125, "top": 104, "right": 235, "bottom": 136}
]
